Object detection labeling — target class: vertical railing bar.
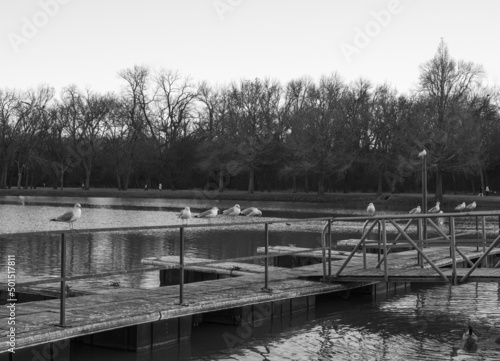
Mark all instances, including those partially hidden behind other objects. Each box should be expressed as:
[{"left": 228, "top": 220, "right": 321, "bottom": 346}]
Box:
[
  {"left": 418, "top": 218, "right": 423, "bottom": 267},
  {"left": 60, "top": 232, "right": 66, "bottom": 327},
  {"left": 179, "top": 227, "right": 184, "bottom": 305},
  {"left": 450, "top": 217, "right": 457, "bottom": 285},
  {"left": 382, "top": 220, "right": 388, "bottom": 282},
  {"left": 263, "top": 223, "right": 271, "bottom": 291},
  {"left": 377, "top": 221, "right": 381, "bottom": 262},
  {"left": 448, "top": 216, "right": 453, "bottom": 258},
  {"left": 328, "top": 219, "right": 332, "bottom": 277},
  {"left": 476, "top": 215, "right": 479, "bottom": 251},
  {"left": 482, "top": 216, "right": 487, "bottom": 267}
]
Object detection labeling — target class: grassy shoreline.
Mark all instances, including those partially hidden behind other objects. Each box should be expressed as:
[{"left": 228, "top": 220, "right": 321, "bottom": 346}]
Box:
[{"left": 1, "top": 187, "right": 498, "bottom": 208}]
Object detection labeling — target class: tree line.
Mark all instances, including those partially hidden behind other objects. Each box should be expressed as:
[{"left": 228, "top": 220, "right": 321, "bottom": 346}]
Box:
[{"left": 1, "top": 40, "right": 499, "bottom": 199}]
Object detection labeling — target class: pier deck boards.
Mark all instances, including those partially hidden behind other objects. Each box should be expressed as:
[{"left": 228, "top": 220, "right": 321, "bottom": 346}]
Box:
[{"left": 2, "top": 246, "right": 500, "bottom": 353}]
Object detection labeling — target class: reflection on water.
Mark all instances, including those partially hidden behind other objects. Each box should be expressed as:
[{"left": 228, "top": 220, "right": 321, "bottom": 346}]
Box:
[{"left": 2, "top": 196, "right": 500, "bottom": 360}]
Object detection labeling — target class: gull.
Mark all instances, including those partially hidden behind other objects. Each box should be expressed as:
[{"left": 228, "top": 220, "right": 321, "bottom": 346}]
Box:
[
  {"left": 418, "top": 149, "right": 427, "bottom": 157},
  {"left": 223, "top": 204, "right": 241, "bottom": 217},
  {"left": 50, "top": 204, "right": 82, "bottom": 230},
  {"left": 366, "top": 203, "right": 375, "bottom": 217},
  {"left": 195, "top": 207, "right": 219, "bottom": 222},
  {"left": 178, "top": 207, "right": 192, "bottom": 225},
  {"left": 465, "top": 201, "right": 476, "bottom": 211},
  {"left": 409, "top": 206, "right": 421, "bottom": 214},
  {"left": 428, "top": 202, "right": 440, "bottom": 213},
  {"left": 455, "top": 202, "right": 466, "bottom": 212},
  {"left": 240, "top": 207, "right": 262, "bottom": 217}
]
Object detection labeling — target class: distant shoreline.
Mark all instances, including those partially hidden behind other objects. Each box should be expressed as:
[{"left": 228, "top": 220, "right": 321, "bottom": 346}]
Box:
[{"left": 0, "top": 188, "right": 498, "bottom": 208}]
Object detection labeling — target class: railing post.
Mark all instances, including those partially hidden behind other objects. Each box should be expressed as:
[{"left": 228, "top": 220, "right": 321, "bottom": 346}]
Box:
[
  {"left": 179, "top": 227, "right": 184, "bottom": 305},
  {"left": 482, "top": 216, "right": 487, "bottom": 267},
  {"left": 377, "top": 221, "right": 381, "bottom": 262},
  {"left": 476, "top": 216, "right": 479, "bottom": 251},
  {"left": 60, "top": 233, "right": 66, "bottom": 327},
  {"left": 417, "top": 218, "right": 423, "bottom": 267},
  {"left": 382, "top": 220, "right": 388, "bottom": 282},
  {"left": 450, "top": 217, "right": 457, "bottom": 285},
  {"left": 328, "top": 219, "right": 332, "bottom": 277},
  {"left": 263, "top": 223, "right": 271, "bottom": 291}
]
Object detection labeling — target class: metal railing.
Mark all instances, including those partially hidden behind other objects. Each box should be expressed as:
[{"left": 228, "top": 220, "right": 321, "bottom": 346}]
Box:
[
  {"left": 3, "top": 217, "right": 333, "bottom": 327},
  {"left": 4, "top": 210, "right": 500, "bottom": 328},
  {"left": 331, "top": 211, "right": 500, "bottom": 285}
]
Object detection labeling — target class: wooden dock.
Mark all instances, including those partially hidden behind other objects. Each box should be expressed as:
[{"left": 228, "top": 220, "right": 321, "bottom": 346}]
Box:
[{"left": 2, "top": 245, "right": 500, "bottom": 358}]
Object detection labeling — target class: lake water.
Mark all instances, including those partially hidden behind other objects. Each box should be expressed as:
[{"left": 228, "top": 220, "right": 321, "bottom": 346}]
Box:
[{"left": 1, "top": 196, "right": 500, "bottom": 360}]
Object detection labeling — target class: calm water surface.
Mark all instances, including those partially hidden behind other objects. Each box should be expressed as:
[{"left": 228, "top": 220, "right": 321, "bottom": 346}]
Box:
[{"left": 1, "top": 196, "right": 500, "bottom": 360}]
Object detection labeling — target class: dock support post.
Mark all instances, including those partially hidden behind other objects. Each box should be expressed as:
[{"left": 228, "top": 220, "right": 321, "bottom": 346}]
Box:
[
  {"left": 328, "top": 220, "right": 332, "bottom": 277},
  {"left": 179, "top": 227, "right": 184, "bottom": 305},
  {"left": 263, "top": 223, "right": 271, "bottom": 291},
  {"left": 450, "top": 217, "right": 457, "bottom": 285},
  {"left": 476, "top": 216, "right": 479, "bottom": 251},
  {"left": 60, "top": 233, "right": 66, "bottom": 327}
]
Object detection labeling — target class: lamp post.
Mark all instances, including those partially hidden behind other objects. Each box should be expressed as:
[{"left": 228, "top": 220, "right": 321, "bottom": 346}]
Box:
[{"left": 419, "top": 150, "right": 427, "bottom": 240}]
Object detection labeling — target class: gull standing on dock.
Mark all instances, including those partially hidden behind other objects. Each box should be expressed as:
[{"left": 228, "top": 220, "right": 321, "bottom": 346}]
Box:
[
  {"left": 455, "top": 202, "right": 466, "bottom": 212},
  {"left": 465, "top": 201, "right": 476, "bottom": 211},
  {"left": 178, "top": 207, "right": 192, "bottom": 225},
  {"left": 409, "top": 206, "right": 421, "bottom": 214},
  {"left": 50, "top": 204, "right": 82, "bottom": 230},
  {"left": 366, "top": 203, "right": 375, "bottom": 217},
  {"left": 240, "top": 207, "right": 262, "bottom": 217},
  {"left": 428, "top": 202, "right": 440, "bottom": 213},
  {"left": 195, "top": 207, "right": 219, "bottom": 222}
]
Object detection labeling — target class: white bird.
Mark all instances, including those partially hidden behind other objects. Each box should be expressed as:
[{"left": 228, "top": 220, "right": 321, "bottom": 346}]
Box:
[
  {"left": 418, "top": 149, "right": 427, "bottom": 157},
  {"left": 240, "top": 207, "right": 262, "bottom": 217},
  {"left": 428, "top": 202, "right": 440, "bottom": 213},
  {"left": 195, "top": 207, "right": 219, "bottom": 222},
  {"left": 366, "top": 203, "right": 375, "bottom": 217},
  {"left": 223, "top": 204, "right": 241, "bottom": 217},
  {"left": 455, "top": 202, "right": 466, "bottom": 212},
  {"left": 50, "top": 204, "right": 82, "bottom": 229},
  {"left": 465, "top": 201, "right": 476, "bottom": 211},
  {"left": 178, "top": 207, "right": 192, "bottom": 224},
  {"left": 409, "top": 205, "right": 421, "bottom": 214}
]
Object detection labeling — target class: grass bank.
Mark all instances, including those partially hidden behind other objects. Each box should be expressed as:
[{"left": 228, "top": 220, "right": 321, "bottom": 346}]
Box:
[{"left": 1, "top": 187, "right": 499, "bottom": 209}]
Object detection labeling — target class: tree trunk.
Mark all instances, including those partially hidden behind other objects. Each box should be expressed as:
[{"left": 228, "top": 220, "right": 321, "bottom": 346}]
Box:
[
  {"left": 218, "top": 170, "right": 224, "bottom": 192},
  {"left": 479, "top": 168, "right": 485, "bottom": 195},
  {"left": 304, "top": 171, "right": 309, "bottom": 193},
  {"left": 0, "top": 161, "right": 8, "bottom": 188},
  {"left": 17, "top": 170, "right": 22, "bottom": 189},
  {"left": 124, "top": 168, "right": 131, "bottom": 190},
  {"left": 85, "top": 168, "right": 91, "bottom": 190},
  {"left": 318, "top": 173, "right": 325, "bottom": 196},
  {"left": 292, "top": 173, "right": 297, "bottom": 193},
  {"left": 116, "top": 171, "right": 122, "bottom": 190},
  {"left": 435, "top": 167, "right": 443, "bottom": 201},
  {"left": 59, "top": 171, "right": 64, "bottom": 190},
  {"left": 343, "top": 171, "right": 349, "bottom": 193},
  {"left": 377, "top": 169, "right": 383, "bottom": 195},
  {"left": 248, "top": 168, "right": 254, "bottom": 193}
]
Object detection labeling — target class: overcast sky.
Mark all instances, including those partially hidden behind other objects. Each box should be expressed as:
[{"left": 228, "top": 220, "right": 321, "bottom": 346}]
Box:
[{"left": 1, "top": 0, "right": 499, "bottom": 95}]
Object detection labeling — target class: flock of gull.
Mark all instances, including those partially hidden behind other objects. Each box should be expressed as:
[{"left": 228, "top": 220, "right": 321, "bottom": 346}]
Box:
[
  {"left": 366, "top": 200, "right": 477, "bottom": 216},
  {"left": 48, "top": 199, "right": 480, "bottom": 230}
]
